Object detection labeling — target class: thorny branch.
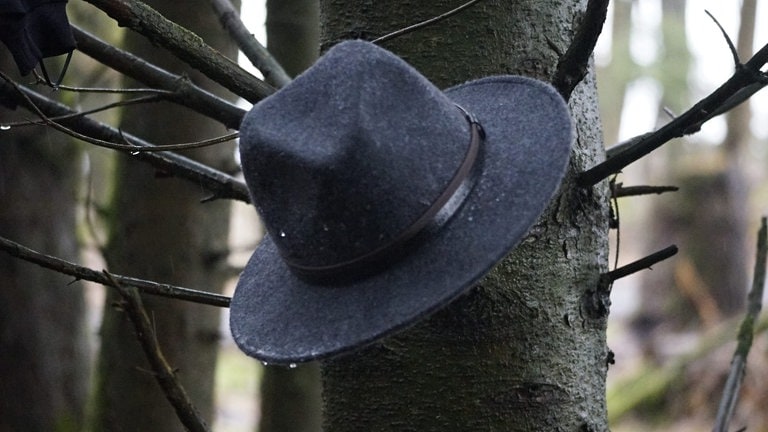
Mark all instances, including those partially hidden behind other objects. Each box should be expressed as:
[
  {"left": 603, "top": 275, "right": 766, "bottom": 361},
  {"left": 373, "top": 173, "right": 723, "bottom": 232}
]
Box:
[
  {"left": 0, "top": 235, "right": 230, "bottom": 307},
  {"left": 578, "top": 36, "right": 768, "bottom": 187},
  {"left": 83, "top": 0, "right": 275, "bottom": 103},
  {"left": 105, "top": 271, "right": 212, "bottom": 432},
  {"left": 0, "top": 77, "right": 251, "bottom": 203},
  {"left": 207, "top": 0, "right": 291, "bottom": 88},
  {"left": 713, "top": 217, "right": 767, "bottom": 432}
]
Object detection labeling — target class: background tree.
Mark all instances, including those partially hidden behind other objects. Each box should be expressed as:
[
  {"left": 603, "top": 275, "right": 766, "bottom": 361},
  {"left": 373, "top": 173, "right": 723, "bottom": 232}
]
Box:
[
  {"left": 88, "top": 0, "right": 240, "bottom": 430},
  {"left": 0, "top": 51, "right": 90, "bottom": 432}
]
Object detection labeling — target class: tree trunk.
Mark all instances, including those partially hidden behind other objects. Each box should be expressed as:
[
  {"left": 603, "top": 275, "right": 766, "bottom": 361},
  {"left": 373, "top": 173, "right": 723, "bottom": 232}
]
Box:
[
  {"left": 319, "top": 1, "right": 609, "bottom": 430},
  {"left": 266, "top": 0, "right": 320, "bottom": 77},
  {"left": 257, "top": 2, "right": 323, "bottom": 432},
  {"left": 0, "top": 52, "right": 90, "bottom": 432},
  {"left": 88, "top": 1, "right": 239, "bottom": 430}
]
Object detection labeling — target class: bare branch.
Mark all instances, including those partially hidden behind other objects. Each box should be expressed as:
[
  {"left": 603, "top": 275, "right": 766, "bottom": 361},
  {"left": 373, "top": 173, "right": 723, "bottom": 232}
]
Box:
[
  {"left": 73, "top": 26, "right": 246, "bottom": 129},
  {"left": 713, "top": 217, "right": 767, "bottom": 432},
  {"left": 372, "top": 0, "right": 483, "bottom": 44},
  {"left": 552, "top": 0, "right": 610, "bottom": 100},
  {"left": 0, "top": 77, "right": 251, "bottom": 203},
  {"left": 612, "top": 184, "right": 679, "bottom": 198},
  {"left": 600, "top": 245, "right": 679, "bottom": 288},
  {"left": 105, "top": 271, "right": 212, "bottom": 432},
  {"left": 578, "top": 42, "right": 768, "bottom": 187},
  {"left": 207, "top": 0, "right": 291, "bottom": 88},
  {"left": 83, "top": 0, "right": 275, "bottom": 103},
  {"left": 0, "top": 235, "right": 230, "bottom": 308}
]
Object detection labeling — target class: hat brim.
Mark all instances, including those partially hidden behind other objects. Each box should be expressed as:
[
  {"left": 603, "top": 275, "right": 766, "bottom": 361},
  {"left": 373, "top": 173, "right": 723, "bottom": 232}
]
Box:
[{"left": 230, "top": 76, "right": 572, "bottom": 364}]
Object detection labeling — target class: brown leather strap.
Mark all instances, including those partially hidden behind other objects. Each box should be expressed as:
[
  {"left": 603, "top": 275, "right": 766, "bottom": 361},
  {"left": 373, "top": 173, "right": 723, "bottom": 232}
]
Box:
[{"left": 286, "top": 104, "right": 484, "bottom": 281}]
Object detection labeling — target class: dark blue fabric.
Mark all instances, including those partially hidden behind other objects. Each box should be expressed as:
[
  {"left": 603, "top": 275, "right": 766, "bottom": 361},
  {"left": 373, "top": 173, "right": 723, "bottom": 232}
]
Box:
[{"left": 0, "top": 0, "right": 75, "bottom": 75}]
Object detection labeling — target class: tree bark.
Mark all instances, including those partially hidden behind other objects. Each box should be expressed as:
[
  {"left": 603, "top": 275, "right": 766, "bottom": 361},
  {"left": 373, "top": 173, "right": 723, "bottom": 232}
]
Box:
[
  {"left": 266, "top": 0, "right": 320, "bottom": 77},
  {"left": 88, "top": 1, "right": 239, "bottom": 430},
  {"left": 0, "top": 53, "right": 90, "bottom": 432},
  {"left": 319, "top": 1, "right": 610, "bottom": 430}
]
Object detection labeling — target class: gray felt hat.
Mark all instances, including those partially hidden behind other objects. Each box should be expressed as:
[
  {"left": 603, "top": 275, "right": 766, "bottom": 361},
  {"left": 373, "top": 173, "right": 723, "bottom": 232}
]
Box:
[{"left": 231, "top": 40, "right": 572, "bottom": 364}]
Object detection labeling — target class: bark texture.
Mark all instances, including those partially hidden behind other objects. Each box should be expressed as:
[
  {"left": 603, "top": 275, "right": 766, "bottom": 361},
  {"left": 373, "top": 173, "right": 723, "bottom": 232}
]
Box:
[
  {"left": 319, "top": 1, "right": 609, "bottom": 430},
  {"left": 88, "top": 1, "right": 239, "bottom": 430},
  {"left": 0, "top": 54, "right": 90, "bottom": 432}
]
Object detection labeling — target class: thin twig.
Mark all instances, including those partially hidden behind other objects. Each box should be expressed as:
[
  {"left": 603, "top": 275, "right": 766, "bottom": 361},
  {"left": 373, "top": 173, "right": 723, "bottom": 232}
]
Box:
[
  {"left": 372, "top": 0, "right": 484, "bottom": 44},
  {"left": 0, "top": 77, "right": 251, "bottom": 203},
  {"left": 705, "top": 10, "right": 740, "bottom": 67},
  {"left": 0, "top": 235, "right": 230, "bottom": 307},
  {"left": 578, "top": 41, "right": 768, "bottom": 187},
  {"left": 207, "top": 0, "right": 291, "bottom": 88},
  {"left": 32, "top": 70, "right": 174, "bottom": 95},
  {"left": 713, "top": 217, "right": 767, "bottom": 432},
  {"left": 72, "top": 26, "right": 246, "bottom": 130},
  {"left": 552, "top": 0, "right": 610, "bottom": 100},
  {"left": 3, "top": 94, "right": 166, "bottom": 128},
  {"left": 104, "top": 271, "right": 212, "bottom": 432},
  {"left": 1, "top": 70, "right": 237, "bottom": 153}
]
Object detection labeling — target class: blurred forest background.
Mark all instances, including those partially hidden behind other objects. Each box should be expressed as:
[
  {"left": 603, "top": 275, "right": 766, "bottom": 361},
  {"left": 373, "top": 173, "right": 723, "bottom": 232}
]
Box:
[{"left": 0, "top": 0, "right": 767, "bottom": 431}]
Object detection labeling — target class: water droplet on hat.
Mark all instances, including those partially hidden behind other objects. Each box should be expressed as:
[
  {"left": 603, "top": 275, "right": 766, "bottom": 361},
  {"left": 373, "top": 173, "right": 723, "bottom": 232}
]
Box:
[
  {"left": 288, "top": 363, "right": 297, "bottom": 369},
  {"left": 130, "top": 151, "right": 140, "bottom": 156},
  {"left": 322, "top": 224, "right": 329, "bottom": 231},
  {"left": 280, "top": 230, "right": 286, "bottom": 237},
  {"left": 0, "top": 125, "right": 10, "bottom": 130},
  {"left": 261, "top": 361, "right": 269, "bottom": 366}
]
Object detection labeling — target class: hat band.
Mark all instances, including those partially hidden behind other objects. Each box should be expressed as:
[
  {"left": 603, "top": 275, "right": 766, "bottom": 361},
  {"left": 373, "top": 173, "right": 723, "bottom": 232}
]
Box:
[{"left": 286, "top": 104, "right": 485, "bottom": 282}]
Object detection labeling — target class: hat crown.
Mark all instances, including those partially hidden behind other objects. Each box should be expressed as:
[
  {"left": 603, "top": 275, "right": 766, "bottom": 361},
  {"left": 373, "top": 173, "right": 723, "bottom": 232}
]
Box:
[{"left": 239, "top": 41, "right": 471, "bottom": 271}]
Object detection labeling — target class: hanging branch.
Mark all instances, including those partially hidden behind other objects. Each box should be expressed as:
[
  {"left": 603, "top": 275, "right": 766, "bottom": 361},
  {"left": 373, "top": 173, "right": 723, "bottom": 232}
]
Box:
[
  {"left": 713, "top": 217, "right": 767, "bottom": 432},
  {"left": 207, "top": 0, "right": 291, "bottom": 88},
  {"left": 0, "top": 235, "right": 230, "bottom": 307},
  {"left": 104, "top": 271, "right": 212, "bottom": 432},
  {"left": 551, "top": 0, "right": 610, "bottom": 100},
  {"left": 578, "top": 41, "right": 768, "bottom": 187},
  {"left": 72, "top": 26, "right": 246, "bottom": 129},
  {"left": 83, "top": 0, "right": 275, "bottom": 103},
  {"left": 372, "top": 0, "right": 483, "bottom": 44},
  {"left": 0, "top": 78, "right": 251, "bottom": 203}
]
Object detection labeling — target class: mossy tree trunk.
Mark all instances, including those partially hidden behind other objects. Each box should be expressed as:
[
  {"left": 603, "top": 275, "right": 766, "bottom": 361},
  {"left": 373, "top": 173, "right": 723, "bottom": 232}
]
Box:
[
  {"left": 88, "top": 1, "right": 239, "bottom": 430},
  {"left": 319, "top": 1, "right": 610, "bottom": 430},
  {"left": 257, "top": 1, "right": 323, "bottom": 432}
]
